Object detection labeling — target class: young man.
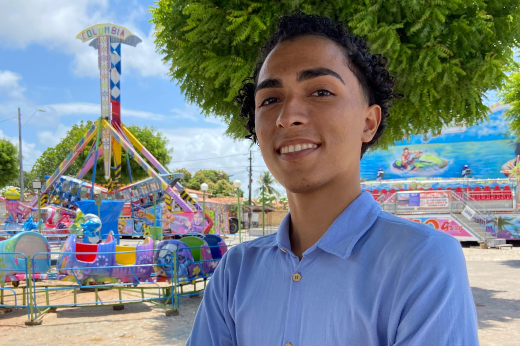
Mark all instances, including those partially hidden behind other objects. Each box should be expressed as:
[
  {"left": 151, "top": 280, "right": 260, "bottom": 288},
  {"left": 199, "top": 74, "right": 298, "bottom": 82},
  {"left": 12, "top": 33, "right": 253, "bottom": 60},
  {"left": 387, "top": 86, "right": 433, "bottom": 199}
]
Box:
[{"left": 187, "top": 12, "right": 478, "bottom": 345}]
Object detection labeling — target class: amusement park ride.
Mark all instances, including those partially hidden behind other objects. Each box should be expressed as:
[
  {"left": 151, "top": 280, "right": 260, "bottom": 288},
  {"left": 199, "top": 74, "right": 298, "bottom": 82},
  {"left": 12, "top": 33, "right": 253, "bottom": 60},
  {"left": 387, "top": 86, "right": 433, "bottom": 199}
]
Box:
[
  {"left": 1, "top": 23, "right": 226, "bottom": 241},
  {"left": 0, "top": 23, "right": 231, "bottom": 322}
]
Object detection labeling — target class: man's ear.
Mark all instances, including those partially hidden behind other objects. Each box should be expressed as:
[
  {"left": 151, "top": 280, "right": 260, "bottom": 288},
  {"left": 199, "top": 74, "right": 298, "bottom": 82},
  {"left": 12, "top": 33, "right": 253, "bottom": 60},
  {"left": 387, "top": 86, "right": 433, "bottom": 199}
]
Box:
[{"left": 361, "top": 105, "right": 382, "bottom": 143}]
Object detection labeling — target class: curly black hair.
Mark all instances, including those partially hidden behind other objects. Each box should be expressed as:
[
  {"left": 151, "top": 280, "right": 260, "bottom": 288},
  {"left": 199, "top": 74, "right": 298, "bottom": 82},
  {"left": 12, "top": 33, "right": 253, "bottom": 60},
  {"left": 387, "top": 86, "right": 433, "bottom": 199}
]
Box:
[{"left": 234, "top": 11, "right": 402, "bottom": 158}]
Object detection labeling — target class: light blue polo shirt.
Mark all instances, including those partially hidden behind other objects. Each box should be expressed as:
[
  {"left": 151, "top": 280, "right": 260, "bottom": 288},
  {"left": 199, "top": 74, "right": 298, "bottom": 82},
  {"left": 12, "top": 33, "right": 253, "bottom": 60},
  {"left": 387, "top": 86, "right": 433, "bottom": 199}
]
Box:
[{"left": 187, "top": 192, "right": 479, "bottom": 345}]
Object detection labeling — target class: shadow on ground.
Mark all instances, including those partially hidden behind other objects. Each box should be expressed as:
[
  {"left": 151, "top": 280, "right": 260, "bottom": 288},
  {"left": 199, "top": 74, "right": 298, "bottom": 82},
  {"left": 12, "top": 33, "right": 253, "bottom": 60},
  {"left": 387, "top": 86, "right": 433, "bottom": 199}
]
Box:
[
  {"left": 472, "top": 286, "right": 520, "bottom": 329},
  {"left": 499, "top": 260, "right": 520, "bottom": 268}
]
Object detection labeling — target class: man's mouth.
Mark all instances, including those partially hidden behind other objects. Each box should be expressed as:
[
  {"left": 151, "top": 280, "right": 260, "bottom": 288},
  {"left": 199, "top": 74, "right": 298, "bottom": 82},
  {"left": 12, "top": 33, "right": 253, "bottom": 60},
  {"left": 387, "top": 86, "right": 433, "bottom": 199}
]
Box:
[{"left": 279, "top": 143, "right": 318, "bottom": 154}]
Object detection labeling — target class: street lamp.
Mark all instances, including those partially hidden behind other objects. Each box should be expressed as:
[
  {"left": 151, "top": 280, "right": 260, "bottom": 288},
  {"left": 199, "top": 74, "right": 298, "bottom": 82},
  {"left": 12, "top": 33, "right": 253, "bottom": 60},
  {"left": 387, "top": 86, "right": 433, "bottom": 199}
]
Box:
[
  {"left": 18, "top": 109, "right": 45, "bottom": 199},
  {"left": 201, "top": 183, "right": 208, "bottom": 234},
  {"left": 233, "top": 180, "right": 242, "bottom": 243},
  {"left": 32, "top": 180, "right": 42, "bottom": 233}
]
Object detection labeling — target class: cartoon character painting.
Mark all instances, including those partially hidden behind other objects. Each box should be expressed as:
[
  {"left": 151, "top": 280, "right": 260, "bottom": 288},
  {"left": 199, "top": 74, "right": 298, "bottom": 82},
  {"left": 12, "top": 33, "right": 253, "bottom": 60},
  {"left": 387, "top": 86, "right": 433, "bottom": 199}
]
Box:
[
  {"left": 0, "top": 188, "right": 35, "bottom": 223},
  {"left": 192, "top": 212, "right": 203, "bottom": 233},
  {"left": 392, "top": 149, "right": 448, "bottom": 173},
  {"left": 154, "top": 240, "right": 199, "bottom": 279}
]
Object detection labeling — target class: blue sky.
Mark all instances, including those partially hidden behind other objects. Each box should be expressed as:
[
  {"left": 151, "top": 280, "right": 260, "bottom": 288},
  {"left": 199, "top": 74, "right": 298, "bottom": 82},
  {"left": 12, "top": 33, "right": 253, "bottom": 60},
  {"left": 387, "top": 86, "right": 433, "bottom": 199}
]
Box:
[{"left": 0, "top": 0, "right": 271, "bottom": 197}]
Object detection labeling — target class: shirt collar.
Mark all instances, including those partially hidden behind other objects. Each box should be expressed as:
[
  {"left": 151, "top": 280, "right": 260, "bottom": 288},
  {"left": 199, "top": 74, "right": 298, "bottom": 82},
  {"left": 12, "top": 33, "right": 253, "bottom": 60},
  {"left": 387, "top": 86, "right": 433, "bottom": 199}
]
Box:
[{"left": 248, "top": 192, "right": 382, "bottom": 260}]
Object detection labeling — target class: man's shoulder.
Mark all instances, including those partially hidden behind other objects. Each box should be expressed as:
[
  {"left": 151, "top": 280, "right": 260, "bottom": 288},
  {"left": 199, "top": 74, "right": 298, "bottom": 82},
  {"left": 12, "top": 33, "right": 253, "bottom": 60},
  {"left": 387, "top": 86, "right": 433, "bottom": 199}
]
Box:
[{"left": 369, "top": 211, "right": 461, "bottom": 254}]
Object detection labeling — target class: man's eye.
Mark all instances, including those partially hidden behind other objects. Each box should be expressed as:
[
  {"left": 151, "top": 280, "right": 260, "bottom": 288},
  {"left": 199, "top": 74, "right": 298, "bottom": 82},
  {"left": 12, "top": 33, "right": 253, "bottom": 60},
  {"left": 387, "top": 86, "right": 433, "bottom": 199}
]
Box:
[
  {"left": 311, "top": 90, "right": 333, "bottom": 97},
  {"left": 259, "top": 97, "right": 278, "bottom": 107}
]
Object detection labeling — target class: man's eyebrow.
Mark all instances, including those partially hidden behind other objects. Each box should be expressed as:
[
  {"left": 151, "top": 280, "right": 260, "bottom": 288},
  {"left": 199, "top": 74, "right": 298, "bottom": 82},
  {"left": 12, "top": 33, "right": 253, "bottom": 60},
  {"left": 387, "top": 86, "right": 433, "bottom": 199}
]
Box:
[
  {"left": 297, "top": 67, "right": 345, "bottom": 85},
  {"left": 255, "top": 78, "right": 283, "bottom": 93}
]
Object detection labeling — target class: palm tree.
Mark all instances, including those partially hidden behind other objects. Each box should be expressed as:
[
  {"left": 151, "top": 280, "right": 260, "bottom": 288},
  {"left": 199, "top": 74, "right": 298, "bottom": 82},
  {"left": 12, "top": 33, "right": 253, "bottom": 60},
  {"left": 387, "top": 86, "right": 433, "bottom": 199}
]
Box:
[
  {"left": 493, "top": 216, "right": 515, "bottom": 236},
  {"left": 255, "top": 171, "right": 280, "bottom": 197}
]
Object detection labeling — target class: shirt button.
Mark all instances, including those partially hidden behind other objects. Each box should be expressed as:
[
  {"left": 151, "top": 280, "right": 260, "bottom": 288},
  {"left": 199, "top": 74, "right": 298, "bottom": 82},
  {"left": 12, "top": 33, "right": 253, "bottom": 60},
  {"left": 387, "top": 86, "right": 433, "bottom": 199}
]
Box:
[
  {"left": 280, "top": 248, "right": 287, "bottom": 253},
  {"left": 284, "top": 343, "right": 292, "bottom": 346},
  {"left": 292, "top": 273, "right": 301, "bottom": 282}
]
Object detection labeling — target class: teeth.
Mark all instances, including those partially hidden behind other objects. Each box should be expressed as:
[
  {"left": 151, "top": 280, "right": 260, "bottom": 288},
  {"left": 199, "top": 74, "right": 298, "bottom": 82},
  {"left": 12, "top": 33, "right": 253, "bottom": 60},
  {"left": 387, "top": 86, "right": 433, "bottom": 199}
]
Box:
[{"left": 280, "top": 143, "right": 318, "bottom": 154}]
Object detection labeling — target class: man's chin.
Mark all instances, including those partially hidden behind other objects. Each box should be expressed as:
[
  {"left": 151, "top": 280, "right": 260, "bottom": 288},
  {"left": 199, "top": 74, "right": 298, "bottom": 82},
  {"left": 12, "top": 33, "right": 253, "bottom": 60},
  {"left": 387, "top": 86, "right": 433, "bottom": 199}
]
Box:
[{"left": 283, "top": 179, "right": 325, "bottom": 195}]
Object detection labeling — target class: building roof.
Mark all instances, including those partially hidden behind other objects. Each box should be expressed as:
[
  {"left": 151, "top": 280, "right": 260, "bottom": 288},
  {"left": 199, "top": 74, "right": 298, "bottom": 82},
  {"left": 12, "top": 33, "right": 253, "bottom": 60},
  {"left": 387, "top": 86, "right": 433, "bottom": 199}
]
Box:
[{"left": 206, "top": 197, "right": 243, "bottom": 205}]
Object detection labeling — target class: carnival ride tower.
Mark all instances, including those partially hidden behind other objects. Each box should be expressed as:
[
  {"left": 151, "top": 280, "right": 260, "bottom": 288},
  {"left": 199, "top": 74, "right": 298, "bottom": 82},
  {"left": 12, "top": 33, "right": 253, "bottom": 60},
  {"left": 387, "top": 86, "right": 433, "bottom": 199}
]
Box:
[{"left": 28, "top": 23, "right": 207, "bottom": 232}]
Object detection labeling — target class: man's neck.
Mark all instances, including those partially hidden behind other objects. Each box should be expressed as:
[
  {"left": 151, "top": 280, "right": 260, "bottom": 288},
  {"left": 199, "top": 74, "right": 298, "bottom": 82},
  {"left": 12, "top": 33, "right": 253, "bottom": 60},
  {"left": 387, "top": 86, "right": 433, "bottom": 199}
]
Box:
[{"left": 287, "top": 173, "right": 361, "bottom": 259}]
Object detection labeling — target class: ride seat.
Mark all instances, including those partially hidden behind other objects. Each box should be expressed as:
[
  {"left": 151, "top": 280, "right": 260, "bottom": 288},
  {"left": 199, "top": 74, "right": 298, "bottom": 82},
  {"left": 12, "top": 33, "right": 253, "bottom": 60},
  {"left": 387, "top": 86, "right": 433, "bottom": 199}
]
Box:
[
  {"left": 75, "top": 242, "right": 99, "bottom": 263},
  {"left": 492, "top": 186, "right": 502, "bottom": 200},
  {"left": 483, "top": 186, "right": 491, "bottom": 200},
  {"left": 504, "top": 186, "right": 512, "bottom": 200},
  {"left": 115, "top": 245, "right": 137, "bottom": 265}
]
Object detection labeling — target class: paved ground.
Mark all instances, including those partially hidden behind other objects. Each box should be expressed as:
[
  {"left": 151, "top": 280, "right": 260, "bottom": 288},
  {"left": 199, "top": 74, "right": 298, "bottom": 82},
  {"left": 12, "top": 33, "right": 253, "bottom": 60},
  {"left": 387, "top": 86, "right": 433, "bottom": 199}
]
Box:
[{"left": 1, "top": 234, "right": 520, "bottom": 345}]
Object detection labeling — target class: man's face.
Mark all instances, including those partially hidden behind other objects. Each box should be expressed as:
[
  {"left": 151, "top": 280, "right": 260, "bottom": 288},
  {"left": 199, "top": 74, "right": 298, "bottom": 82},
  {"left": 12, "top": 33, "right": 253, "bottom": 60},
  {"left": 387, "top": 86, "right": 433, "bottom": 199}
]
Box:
[{"left": 255, "top": 35, "right": 380, "bottom": 194}]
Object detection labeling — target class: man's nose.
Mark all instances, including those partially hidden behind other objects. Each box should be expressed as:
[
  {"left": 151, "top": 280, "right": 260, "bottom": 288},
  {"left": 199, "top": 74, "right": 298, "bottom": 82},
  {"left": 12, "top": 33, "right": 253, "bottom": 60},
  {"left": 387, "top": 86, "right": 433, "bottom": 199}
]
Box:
[{"left": 276, "top": 95, "right": 309, "bottom": 129}]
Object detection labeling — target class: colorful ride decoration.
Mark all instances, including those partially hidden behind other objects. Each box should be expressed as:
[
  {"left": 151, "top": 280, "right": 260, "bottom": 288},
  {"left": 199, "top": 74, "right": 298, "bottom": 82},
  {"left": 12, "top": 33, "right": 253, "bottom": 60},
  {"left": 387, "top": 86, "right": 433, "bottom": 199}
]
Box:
[
  {"left": 502, "top": 155, "right": 520, "bottom": 182},
  {"left": 0, "top": 232, "right": 51, "bottom": 283},
  {"left": 80, "top": 214, "right": 102, "bottom": 244},
  {"left": 75, "top": 200, "right": 125, "bottom": 243},
  {"left": 57, "top": 232, "right": 153, "bottom": 284},
  {"left": 22, "top": 216, "right": 43, "bottom": 232},
  {"left": 392, "top": 151, "right": 448, "bottom": 172},
  {"left": 362, "top": 103, "right": 513, "bottom": 179},
  {"left": 154, "top": 240, "right": 200, "bottom": 279},
  {"left": 154, "top": 235, "right": 227, "bottom": 280},
  {"left": 0, "top": 187, "right": 34, "bottom": 223}
]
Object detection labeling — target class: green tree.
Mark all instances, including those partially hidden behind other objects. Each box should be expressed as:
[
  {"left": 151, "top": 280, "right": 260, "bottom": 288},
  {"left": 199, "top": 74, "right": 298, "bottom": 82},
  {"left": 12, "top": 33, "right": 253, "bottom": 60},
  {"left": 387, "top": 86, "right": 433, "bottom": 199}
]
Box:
[
  {"left": 499, "top": 70, "right": 520, "bottom": 136},
  {"left": 0, "top": 138, "right": 19, "bottom": 188},
  {"left": 183, "top": 169, "right": 240, "bottom": 197},
  {"left": 31, "top": 121, "right": 173, "bottom": 185},
  {"left": 279, "top": 194, "right": 288, "bottom": 210},
  {"left": 151, "top": 0, "right": 520, "bottom": 147},
  {"left": 257, "top": 192, "right": 277, "bottom": 207},
  {"left": 173, "top": 167, "right": 193, "bottom": 185},
  {"left": 256, "top": 171, "right": 280, "bottom": 197}
]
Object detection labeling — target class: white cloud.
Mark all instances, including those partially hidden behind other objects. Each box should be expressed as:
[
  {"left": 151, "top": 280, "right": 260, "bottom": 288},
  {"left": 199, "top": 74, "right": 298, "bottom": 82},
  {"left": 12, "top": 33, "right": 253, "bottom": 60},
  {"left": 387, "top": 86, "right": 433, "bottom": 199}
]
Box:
[
  {"left": 37, "top": 124, "right": 71, "bottom": 147},
  {"left": 0, "top": 70, "right": 26, "bottom": 100},
  {"left": 0, "top": 129, "right": 42, "bottom": 169},
  {"left": 0, "top": 0, "right": 168, "bottom": 79},
  {"left": 42, "top": 102, "right": 166, "bottom": 120}
]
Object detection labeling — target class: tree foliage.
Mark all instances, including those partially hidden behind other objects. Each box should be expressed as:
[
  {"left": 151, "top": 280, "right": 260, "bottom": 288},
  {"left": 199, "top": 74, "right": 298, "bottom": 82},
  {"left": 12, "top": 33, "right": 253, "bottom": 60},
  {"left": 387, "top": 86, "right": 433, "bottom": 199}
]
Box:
[
  {"left": 0, "top": 138, "right": 19, "bottom": 188},
  {"left": 178, "top": 168, "right": 242, "bottom": 197},
  {"left": 256, "top": 171, "right": 280, "bottom": 197},
  {"left": 151, "top": 0, "right": 520, "bottom": 147},
  {"left": 256, "top": 191, "right": 277, "bottom": 207},
  {"left": 31, "top": 121, "right": 173, "bottom": 185},
  {"left": 499, "top": 69, "right": 520, "bottom": 137}
]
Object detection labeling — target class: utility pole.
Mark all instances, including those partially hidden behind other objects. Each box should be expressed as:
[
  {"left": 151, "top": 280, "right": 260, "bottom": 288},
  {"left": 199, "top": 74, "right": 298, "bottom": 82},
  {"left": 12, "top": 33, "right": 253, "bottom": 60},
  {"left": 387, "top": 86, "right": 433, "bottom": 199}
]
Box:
[
  {"left": 18, "top": 108, "right": 24, "bottom": 200},
  {"left": 248, "top": 150, "right": 253, "bottom": 229}
]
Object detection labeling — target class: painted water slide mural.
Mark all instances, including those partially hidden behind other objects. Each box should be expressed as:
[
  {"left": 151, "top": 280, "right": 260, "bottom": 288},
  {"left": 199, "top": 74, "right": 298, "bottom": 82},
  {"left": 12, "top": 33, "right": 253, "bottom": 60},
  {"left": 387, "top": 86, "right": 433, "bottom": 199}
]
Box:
[{"left": 361, "top": 104, "right": 516, "bottom": 180}]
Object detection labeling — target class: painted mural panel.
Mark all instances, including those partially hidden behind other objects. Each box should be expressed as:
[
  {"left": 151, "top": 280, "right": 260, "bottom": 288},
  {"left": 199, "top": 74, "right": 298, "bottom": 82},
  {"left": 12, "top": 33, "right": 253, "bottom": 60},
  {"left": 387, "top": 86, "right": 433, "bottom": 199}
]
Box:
[
  {"left": 401, "top": 215, "right": 478, "bottom": 241},
  {"left": 471, "top": 214, "right": 520, "bottom": 240},
  {"left": 361, "top": 104, "right": 517, "bottom": 180}
]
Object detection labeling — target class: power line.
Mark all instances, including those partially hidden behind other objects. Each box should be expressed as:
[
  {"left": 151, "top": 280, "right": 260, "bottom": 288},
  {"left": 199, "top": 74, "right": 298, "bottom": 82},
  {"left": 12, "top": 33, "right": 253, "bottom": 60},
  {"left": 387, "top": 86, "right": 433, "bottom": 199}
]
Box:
[
  {"left": 22, "top": 110, "right": 44, "bottom": 127},
  {"left": 170, "top": 153, "right": 248, "bottom": 164},
  {"left": 0, "top": 116, "right": 17, "bottom": 123}
]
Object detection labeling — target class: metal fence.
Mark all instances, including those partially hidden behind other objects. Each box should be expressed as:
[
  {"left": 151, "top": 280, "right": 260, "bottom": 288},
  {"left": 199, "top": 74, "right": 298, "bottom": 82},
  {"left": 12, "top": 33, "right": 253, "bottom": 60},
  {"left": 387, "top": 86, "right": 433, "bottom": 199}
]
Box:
[{"left": 0, "top": 241, "right": 229, "bottom": 325}]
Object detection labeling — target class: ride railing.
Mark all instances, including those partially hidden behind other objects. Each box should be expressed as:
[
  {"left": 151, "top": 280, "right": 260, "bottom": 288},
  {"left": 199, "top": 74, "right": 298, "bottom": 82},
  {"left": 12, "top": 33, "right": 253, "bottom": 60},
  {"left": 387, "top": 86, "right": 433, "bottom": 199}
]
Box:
[
  {"left": 15, "top": 240, "right": 229, "bottom": 323},
  {"left": 377, "top": 189, "right": 516, "bottom": 214},
  {"left": 27, "top": 248, "right": 177, "bottom": 323},
  {"left": 0, "top": 252, "right": 31, "bottom": 319}
]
